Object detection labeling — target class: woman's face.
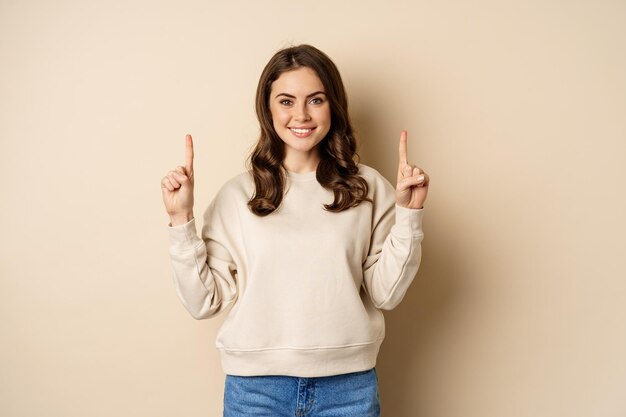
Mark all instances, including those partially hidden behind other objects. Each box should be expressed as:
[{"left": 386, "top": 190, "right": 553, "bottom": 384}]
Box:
[{"left": 268, "top": 67, "right": 331, "bottom": 165}]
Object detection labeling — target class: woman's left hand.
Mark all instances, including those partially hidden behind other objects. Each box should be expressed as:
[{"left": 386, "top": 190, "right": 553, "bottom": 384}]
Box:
[{"left": 396, "top": 130, "right": 429, "bottom": 209}]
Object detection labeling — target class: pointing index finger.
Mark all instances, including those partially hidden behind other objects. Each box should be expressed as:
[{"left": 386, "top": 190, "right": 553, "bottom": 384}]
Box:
[
  {"left": 185, "top": 134, "right": 194, "bottom": 175},
  {"left": 399, "top": 130, "right": 408, "bottom": 165}
]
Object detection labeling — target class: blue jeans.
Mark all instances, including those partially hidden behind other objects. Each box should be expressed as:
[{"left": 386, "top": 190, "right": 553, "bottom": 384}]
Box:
[{"left": 223, "top": 367, "right": 380, "bottom": 417}]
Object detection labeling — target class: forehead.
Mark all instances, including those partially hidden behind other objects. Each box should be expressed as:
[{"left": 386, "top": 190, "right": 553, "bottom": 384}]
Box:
[{"left": 270, "top": 67, "right": 325, "bottom": 94}]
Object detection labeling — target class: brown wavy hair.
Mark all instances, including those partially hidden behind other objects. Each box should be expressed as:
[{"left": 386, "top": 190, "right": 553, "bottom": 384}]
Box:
[{"left": 245, "top": 44, "right": 372, "bottom": 216}]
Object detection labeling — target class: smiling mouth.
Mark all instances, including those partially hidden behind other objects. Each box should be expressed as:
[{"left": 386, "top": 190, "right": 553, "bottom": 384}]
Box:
[{"left": 289, "top": 127, "right": 316, "bottom": 137}]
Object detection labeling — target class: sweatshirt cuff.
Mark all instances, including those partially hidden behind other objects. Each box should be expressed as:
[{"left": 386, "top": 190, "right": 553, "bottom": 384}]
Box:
[
  {"left": 167, "top": 217, "right": 203, "bottom": 250},
  {"left": 391, "top": 203, "right": 425, "bottom": 238}
]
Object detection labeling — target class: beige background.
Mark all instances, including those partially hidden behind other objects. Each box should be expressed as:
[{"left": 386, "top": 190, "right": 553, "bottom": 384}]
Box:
[{"left": 1, "top": 0, "right": 625, "bottom": 416}]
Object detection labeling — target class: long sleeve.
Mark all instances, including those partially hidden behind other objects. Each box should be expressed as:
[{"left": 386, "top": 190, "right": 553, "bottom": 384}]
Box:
[
  {"left": 166, "top": 190, "right": 239, "bottom": 320},
  {"left": 362, "top": 176, "right": 425, "bottom": 310},
  {"left": 161, "top": 165, "right": 426, "bottom": 377}
]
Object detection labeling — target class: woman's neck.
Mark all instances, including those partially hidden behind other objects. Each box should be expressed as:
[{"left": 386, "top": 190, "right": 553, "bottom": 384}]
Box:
[{"left": 282, "top": 152, "right": 320, "bottom": 173}]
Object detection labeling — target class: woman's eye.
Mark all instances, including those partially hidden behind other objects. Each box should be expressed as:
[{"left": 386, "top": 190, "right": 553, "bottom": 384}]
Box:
[
  {"left": 310, "top": 97, "right": 324, "bottom": 104},
  {"left": 280, "top": 99, "right": 292, "bottom": 105}
]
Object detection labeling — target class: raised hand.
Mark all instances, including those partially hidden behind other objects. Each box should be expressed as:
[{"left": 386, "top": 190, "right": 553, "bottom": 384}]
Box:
[
  {"left": 161, "top": 134, "right": 195, "bottom": 224},
  {"left": 396, "top": 130, "right": 429, "bottom": 209}
]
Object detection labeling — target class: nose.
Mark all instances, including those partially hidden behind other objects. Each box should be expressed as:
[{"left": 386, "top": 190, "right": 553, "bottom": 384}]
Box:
[{"left": 294, "top": 102, "right": 311, "bottom": 122}]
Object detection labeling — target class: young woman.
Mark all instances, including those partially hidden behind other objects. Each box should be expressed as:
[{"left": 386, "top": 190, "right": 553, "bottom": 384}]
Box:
[{"left": 161, "top": 44, "right": 430, "bottom": 417}]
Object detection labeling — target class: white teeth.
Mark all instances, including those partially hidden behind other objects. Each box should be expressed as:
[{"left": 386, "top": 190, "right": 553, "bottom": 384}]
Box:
[{"left": 291, "top": 128, "right": 312, "bottom": 133}]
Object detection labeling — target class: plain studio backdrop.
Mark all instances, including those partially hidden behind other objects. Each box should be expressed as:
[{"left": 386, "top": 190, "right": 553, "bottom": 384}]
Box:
[{"left": 1, "top": 0, "right": 625, "bottom": 416}]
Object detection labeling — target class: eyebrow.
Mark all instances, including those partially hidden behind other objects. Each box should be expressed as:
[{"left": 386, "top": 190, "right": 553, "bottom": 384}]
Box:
[{"left": 274, "top": 91, "right": 327, "bottom": 99}]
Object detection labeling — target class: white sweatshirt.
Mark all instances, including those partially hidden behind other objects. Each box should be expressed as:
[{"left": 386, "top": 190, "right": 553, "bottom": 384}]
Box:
[{"left": 166, "top": 163, "right": 425, "bottom": 377}]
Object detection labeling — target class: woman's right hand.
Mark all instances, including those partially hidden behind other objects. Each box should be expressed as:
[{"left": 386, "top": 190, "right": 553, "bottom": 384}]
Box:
[{"left": 161, "top": 134, "right": 195, "bottom": 224}]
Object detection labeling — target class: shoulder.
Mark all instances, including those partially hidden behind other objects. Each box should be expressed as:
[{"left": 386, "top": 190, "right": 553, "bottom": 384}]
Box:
[
  {"left": 357, "top": 163, "right": 396, "bottom": 212},
  {"left": 210, "top": 169, "right": 254, "bottom": 208},
  {"left": 357, "top": 163, "right": 395, "bottom": 191},
  {"left": 221, "top": 169, "right": 254, "bottom": 192}
]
